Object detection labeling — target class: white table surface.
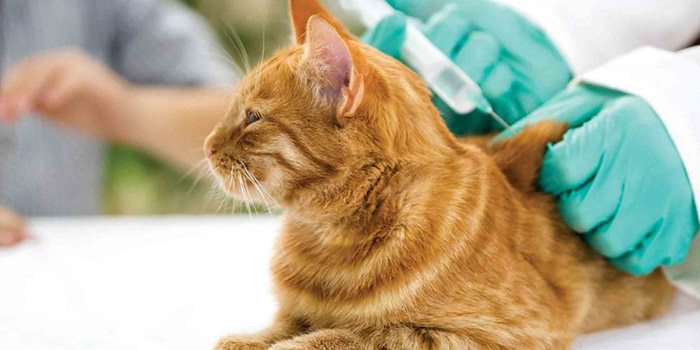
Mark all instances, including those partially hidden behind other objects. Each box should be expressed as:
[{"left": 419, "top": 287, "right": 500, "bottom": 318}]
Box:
[{"left": 1, "top": 216, "right": 699, "bottom": 350}]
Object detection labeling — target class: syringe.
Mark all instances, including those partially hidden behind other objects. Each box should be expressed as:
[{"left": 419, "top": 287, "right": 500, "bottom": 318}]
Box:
[{"left": 339, "top": 0, "right": 509, "bottom": 129}]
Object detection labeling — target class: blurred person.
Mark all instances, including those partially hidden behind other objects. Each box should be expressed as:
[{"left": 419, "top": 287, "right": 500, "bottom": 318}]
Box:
[{"left": 0, "top": 0, "right": 238, "bottom": 245}]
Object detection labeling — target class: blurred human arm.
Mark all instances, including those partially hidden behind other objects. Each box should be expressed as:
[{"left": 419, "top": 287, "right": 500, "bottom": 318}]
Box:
[
  {"left": 0, "top": 206, "right": 27, "bottom": 247},
  {"left": 0, "top": 0, "right": 239, "bottom": 169},
  {"left": 105, "top": 0, "right": 239, "bottom": 168},
  {"left": 0, "top": 50, "right": 230, "bottom": 169}
]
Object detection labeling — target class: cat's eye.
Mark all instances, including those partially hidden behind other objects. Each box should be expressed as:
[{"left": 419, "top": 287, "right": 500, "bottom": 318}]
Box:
[{"left": 246, "top": 110, "right": 260, "bottom": 126}]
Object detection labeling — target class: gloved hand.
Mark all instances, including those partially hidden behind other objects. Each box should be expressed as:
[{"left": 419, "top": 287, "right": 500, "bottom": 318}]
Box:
[
  {"left": 499, "top": 85, "right": 699, "bottom": 275},
  {"left": 363, "top": 0, "right": 572, "bottom": 134}
]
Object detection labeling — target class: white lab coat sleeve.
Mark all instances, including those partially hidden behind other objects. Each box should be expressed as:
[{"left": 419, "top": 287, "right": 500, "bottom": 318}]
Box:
[
  {"left": 493, "top": 0, "right": 700, "bottom": 73},
  {"left": 573, "top": 46, "right": 700, "bottom": 299}
]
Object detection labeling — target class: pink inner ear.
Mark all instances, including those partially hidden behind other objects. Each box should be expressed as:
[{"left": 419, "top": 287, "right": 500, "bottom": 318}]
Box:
[{"left": 304, "top": 16, "right": 352, "bottom": 94}]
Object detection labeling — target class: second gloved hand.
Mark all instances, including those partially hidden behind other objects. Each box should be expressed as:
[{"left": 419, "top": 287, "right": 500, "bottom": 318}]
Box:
[
  {"left": 499, "top": 85, "right": 699, "bottom": 276},
  {"left": 363, "top": 0, "right": 572, "bottom": 133}
]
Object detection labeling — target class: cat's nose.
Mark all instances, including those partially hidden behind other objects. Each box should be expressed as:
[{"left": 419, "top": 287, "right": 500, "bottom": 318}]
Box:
[{"left": 204, "top": 135, "right": 218, "bottom": 158}]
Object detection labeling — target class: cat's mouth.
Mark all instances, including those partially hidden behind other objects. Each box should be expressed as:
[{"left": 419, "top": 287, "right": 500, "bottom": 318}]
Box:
[{"left": 209, "top": 157, "right": 246, "bottom": 193}]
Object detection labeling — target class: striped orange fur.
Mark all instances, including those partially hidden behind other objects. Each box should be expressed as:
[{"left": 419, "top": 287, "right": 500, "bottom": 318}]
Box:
[{"left": 205, "top": 1, "right": 673, "bottom": 349}]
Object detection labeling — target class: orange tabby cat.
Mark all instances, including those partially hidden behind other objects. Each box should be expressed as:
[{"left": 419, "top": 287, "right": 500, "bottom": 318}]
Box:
[{"left": 204, "top": 0, "right": 673, "bottom": 348}]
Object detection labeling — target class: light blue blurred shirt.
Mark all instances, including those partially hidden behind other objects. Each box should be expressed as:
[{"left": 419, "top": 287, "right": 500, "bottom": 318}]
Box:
[{"left": 0, "top": 0, "right": 237, "bottom": 216}]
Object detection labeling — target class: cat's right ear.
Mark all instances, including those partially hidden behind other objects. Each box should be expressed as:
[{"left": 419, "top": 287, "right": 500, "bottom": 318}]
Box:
[
  {"left": 300, "top": 16, "right": 365, "bottom": 120},
  {"left": 289, "top": 0, "right": 354, "bottom": 44}
]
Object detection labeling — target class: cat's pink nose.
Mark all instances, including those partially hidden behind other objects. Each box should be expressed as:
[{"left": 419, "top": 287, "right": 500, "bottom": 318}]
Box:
[{"left": 206, "top": 147, "right": 217, "bottom": 157}]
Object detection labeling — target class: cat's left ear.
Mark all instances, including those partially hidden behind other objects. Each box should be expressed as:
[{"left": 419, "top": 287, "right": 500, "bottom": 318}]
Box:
[{"left": 302, "top": 15, "right": 364, "bottom": 118}]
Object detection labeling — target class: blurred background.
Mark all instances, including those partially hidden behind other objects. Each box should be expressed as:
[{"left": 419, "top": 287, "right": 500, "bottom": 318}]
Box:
[{"left": 105, "top": 0, "right": 360, "bottom": 215}]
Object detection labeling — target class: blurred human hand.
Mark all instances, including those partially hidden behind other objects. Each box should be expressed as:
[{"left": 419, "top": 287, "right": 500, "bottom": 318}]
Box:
[
  {"left": 0, "top": 206, "right": 27, "bottom": 247},
  {"left": 0, "top": 49, "right": 133, "bottom": 140}
]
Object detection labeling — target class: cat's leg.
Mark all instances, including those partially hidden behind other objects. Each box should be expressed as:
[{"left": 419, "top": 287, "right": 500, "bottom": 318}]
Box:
[
  {"left": 215, "top": 313, "right": 308, "bottom": 350},
  {"left": 360, "top": 326, "right": 484, "bottom": 350},
  {"left": 267, "top": 326, "right": 491, "bottom": 350},
  {"left": 363, "top": 325, "right": 570, "bottom": 349},
  {"left": 268, "top": 329, "right": 362, "bottom": 350}
]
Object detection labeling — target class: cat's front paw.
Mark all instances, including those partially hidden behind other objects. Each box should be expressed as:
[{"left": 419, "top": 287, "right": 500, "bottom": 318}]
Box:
[
  {"left": 268, "top": 340, "right": 304, "bottom": 350},
  {"left": 214, "top": 335, "right": 268, "bottom": 350},
  {"left": 268, "top": 333, "right": 360, "bottom": 350}
]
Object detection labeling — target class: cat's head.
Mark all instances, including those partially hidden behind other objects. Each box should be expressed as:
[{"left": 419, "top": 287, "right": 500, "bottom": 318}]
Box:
[{"left": 205, "top": 0, "right": 456, "bottom": 209}]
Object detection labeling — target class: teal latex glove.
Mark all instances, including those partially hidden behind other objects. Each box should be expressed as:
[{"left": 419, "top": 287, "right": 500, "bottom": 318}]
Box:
[
  {"left": 500, "top": 85, "right": 699, "bottom": 276},
  {"left": 363, "top": 0, "right": 572, "bottom": 134}
]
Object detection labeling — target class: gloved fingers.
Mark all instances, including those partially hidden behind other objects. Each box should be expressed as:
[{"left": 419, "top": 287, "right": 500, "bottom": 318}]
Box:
[
  {"left": 609, "top": 230, "right": 664, "bottom": 276},
  {"left": 584, "top": 197, "right": 660, "bottom": 259},
  {"left": 492, "top": 98, "right": 523, "bottom": 127},
  {"left": 555, "top": 165, "right": 622, "bottom": 234},
  {"left": 422, "top": 4, "right": 473, "bottom": 55},
  {"left": 452, "top": 31, "right": 500, "bottom": 83},
  {"left": 495, "top": 85, "right": 610, "bottom": 140},
  {"left": 620, "top": 191, "right": 700, "bottom": 275},
  {"left": 480, "top": 62, "right": 515, "bottom": 100},
  {"left": 509, "top": 82, "right": 544, "bottom": 123},
  {"left": 464, "top": 0, "right": 545, "bottom": 55},
  {"left": 361, "top": 13, "right": 407, "bottom": 59},
  {"left": 610, "top": 213, "right": 697, "bottom": 276},
  {"left": 542, "top": 95, "right": 650, "bottom": 194},
  {"left": 539, "top": 109, "right": 612, "bottom": 195},
  {"left": 480, "top": 63, "right": 524, "bottom": 123},
  {"left": 386, "top": 0, "right": 453, "bottom": 21}
]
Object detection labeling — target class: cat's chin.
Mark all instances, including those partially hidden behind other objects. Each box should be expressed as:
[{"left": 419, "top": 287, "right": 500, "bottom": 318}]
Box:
[{"left": 214, "top": 175, "right": 271, "bottom": 206}]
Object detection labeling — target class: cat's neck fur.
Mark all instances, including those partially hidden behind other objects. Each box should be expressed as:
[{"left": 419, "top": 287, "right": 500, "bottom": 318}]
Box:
[{"left": 284, "top": 142, "right": 478, "bottom": 246}]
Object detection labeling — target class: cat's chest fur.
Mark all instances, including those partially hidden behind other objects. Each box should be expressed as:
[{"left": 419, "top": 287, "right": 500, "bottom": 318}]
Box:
[{"left": 267, "top": 158, "right": 539, "bottom": 329}]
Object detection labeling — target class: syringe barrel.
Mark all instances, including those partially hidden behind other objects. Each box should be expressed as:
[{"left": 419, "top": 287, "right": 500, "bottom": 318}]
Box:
[{"left": 339, "top": 0, "right": 495, "bottom": 116}]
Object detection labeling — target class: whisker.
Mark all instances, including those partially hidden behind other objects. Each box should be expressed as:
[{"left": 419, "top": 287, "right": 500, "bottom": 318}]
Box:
[
  {"left": 240, "top": 162, "right": 281, "bottom": 209},
  {"left": 253, "top": 2, "right": 268, "bottom": 92},
  {"left": 179, "top": 159, "right": 215, "bottom": 195},
  {"left": 220, "top": 16, "right": 251, "bottom": 73},
  {"left": 189, "top": 170, "right": 216, "bottom": 196},
  {"left": 242, "top": 167, "right": 272, "bottom": 214},
  {"left": 214, "top": 47, "right": 246, "bottom": 78},
  {"left": 215, "top": 170, "right": 236, "bottom": 214},
  {"left": 215, "top": 192, "right": 228, "bottom": 214},
  {"left": 179, "top": 158, "right": 208, "bottom": 182},
  {"left": 241, "top": 172, "right": 258, "bottom": 215},
  {"left": 237, "top": 172, "right": 253, "bottom": 218}
]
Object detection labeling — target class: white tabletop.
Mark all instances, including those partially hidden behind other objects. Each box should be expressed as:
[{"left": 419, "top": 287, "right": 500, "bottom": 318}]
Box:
[{"left": 0, "top": 216, "right": 698, "bottom": 349}]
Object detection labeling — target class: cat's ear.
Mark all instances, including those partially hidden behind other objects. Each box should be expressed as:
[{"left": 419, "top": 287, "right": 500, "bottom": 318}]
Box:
[
  {"left": 302, "top": 15, "right": 364, "bottom": 118},
  {"left": 289, "top": 0, "right": 354, "bottom": 44}
]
